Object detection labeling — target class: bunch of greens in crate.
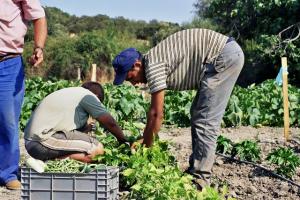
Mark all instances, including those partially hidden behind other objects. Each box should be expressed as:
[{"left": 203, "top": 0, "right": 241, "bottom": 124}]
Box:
[
  {"left": 45, "top": 158, "right": 84, "bottom": 173},
  {"left": 45, "top": 158, "right": 107, "bottom": 173},
  {"left": 267, "top": 147, "right": 300, "bottom": 178},
  {"left": 231, "top": 140, "right": 261, "bottom": 162}
]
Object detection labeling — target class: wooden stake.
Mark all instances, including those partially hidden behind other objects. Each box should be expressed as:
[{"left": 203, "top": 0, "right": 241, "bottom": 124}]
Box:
[
  {"left": 91, "top": 64, "right": 97, "bottom": 81},
  {"left": 77, "top": 67, "right": 81, "bottom": 81},
  {"left": 281, "top": 57, "right": 289, "bottom": 142}
]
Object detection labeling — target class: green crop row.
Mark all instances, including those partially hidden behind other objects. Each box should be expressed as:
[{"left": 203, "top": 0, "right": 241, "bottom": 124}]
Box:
[
  {"left": 21, "top": 78, "right": 300, "bottom": 131},
  {"left": 224, "top": 80, "right": 300, "bottom": 127}
]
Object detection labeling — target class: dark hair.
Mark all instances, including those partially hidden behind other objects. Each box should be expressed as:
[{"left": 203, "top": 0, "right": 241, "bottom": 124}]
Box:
[{"left": 81, "top": 81, "right": 105, "bottom": 102}]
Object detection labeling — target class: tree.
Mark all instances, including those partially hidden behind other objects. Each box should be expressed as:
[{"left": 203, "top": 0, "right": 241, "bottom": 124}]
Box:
[{"left": 194, "top": 0, "right": 300, "bottom": 86}]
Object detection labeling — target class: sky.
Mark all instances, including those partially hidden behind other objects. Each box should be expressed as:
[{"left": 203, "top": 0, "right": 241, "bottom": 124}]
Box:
[{"left": 40, "top": 0, "right": 197, "bottom": 24}]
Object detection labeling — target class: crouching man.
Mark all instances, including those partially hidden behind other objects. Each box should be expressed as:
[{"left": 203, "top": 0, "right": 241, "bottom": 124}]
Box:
[{"left": 24, "top": 82, "right": 128, "bottom": 163}]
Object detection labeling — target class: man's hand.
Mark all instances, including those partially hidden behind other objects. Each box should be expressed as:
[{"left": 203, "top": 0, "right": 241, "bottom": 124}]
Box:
[
  {"left": 96, "top": 113, "right": 128, "bottom": 144},
  {"left": 130, "top": 138, "right": 144, "bottom": 154},
  {"left": 78, "top": 122, "right": 96, "bottom": 133},
  {"left": 29, "top": 47, "right": 44, "bottom": 67},
  {"left": 31, "top": 16, "right": 47, "bottom": 67}
]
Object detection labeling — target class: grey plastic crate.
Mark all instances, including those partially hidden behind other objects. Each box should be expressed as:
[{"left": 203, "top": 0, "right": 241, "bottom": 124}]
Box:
[{"left": 21, "top": 167, "right": 119, "bottom": 200}]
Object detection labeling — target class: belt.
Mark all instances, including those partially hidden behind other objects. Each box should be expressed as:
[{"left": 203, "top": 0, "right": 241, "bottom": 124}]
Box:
[
  {"left": 0, "top": 53, "right": 21, "bottom": 62},
  {"left": 226, "top": 37, "right": 235, "bottom": 43}
]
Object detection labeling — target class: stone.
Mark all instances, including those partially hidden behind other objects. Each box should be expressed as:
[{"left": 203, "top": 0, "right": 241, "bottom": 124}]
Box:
[
  {"left": 246, "top": 185, "right": 258, "bottom": 194},
  {"left": 279, "top": 182, "right": 290, "bottom": 193},
  {"left": 215, "top": 158, "right": 224, "bottom": 166},
  {"left": 229, "top": 190, "right": 237, "bottom": 198}
]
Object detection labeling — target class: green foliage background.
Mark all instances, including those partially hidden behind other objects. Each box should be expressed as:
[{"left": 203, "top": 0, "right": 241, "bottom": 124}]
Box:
[
  {"left": 24, "top": 3, "right": 300, "bottom": 87},
  {"left": 195, "top": 0, "right": 300, "bottom": 87}
]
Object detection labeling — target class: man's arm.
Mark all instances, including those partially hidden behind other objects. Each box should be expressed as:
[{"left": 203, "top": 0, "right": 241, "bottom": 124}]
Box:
[
  {"left": 96, "top": 113, "right": 128, "bottom": 143},
  {"left": 30, "top": 17, "right": 47, "bottom": 67},
  {"left": 143, "top": 89, "right": 165, "bottom": 147}
]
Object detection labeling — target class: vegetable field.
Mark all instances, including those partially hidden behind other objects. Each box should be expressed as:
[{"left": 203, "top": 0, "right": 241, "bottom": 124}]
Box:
[
  {"left": 1, "top": 78, "right": 299, "bottom": 199},
  {"left": 1, "top": 0, "right": 299, "bottom": 199}
]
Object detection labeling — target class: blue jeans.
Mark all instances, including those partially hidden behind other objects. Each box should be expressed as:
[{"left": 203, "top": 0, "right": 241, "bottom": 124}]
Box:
[
  {"left": 0, "top": 56, "right": 25, "bottom": 184},
  {"left": 189, "top": 41, "right": 244, "bottom": 182}
]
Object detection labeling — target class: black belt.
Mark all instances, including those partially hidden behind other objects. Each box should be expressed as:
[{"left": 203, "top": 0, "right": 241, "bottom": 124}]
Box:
[
  {"left": 0, "top": 53, "right": 21, "bottom": 62},
  {"left": 226, "top": 37, "right": 235, "bottom": 43}
]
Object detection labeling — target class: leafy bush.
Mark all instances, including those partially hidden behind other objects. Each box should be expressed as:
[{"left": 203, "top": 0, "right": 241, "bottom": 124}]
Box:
[
  {"left": 94, "top": 133, "right": 201, "bottom": 199},
  {"left": 231, "top": 140, "right": 261, "bottom": 162},
  {"left": 194, "top": 0, "right": 300, "bottom": 86},
  {"left": 224, "top": 80, "right": 300, "bottom": 127},
  {"left": 164, "top": 90, "right": 196, "bottom": 127},
  {"left": 267, "top": 147, "right": 300, "bottom": 178},
  {"left": 217, "top": 135, "right": 233, "bottom": 155},
  {"left": 103, "top": 83, "right": 149, "bottom": 123}
]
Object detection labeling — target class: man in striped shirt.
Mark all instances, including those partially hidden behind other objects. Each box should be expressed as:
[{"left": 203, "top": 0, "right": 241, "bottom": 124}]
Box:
[{"left": 112, "top": 28, "right": 244, "bottom": 188}]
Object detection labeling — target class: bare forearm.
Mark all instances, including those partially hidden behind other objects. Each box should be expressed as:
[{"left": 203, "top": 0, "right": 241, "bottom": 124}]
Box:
[
  {"left": 106, "top": 122, "right": 127, "bottom": 143},
  {"left": 97, "top": 115, "right": 127, "bottom": 143},
  {"left": 33, "top": 17, "right": 47, "bottom": 48},
  {"left": 143, "top": 90, "right": 165, "bottom": 147},
  {"left": 143, "top": 111, "right": 163, "bottom": 147}
]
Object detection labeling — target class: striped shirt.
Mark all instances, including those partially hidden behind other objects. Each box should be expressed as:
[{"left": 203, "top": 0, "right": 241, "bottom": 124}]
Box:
[{"left": 144, "top": 28, "right": 228, "bottom": 93}]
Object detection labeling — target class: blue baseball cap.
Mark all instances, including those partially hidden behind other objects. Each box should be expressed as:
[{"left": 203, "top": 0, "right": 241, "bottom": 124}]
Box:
[{"left": 112, "top": 48, "right": 141, "bottom": 85}]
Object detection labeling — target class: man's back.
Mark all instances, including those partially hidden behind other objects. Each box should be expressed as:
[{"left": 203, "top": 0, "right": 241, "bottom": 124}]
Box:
[
  {"left": 145, "top": 28, "right": 228, "bottom": 92},
  {"left": 24, "top": 87, "right": 106, "bottom": 141}
]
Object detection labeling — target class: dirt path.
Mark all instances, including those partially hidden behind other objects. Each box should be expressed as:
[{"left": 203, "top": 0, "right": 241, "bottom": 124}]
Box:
[{"left": 1, "top": 126, "right": 300, "bottom": 199}]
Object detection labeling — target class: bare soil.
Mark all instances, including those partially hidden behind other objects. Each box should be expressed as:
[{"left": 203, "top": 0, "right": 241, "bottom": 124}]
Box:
[
  {"left": 159, "top": 126, "right": 300, "bottom": 200},
  {"left": 1, "top": 126, "right": 300, "bottom": 200}
]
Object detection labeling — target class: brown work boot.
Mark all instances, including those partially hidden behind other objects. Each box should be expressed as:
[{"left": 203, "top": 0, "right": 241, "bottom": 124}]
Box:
[{"left": 6, "top": 180, "right": 21, "bottom": 190}]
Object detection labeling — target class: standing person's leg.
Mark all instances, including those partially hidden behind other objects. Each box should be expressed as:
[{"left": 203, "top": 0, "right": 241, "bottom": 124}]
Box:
[
  {"left": 0, "top": 56, "right": 25, "bottom": 189},
  {"left": 189, "top": 41, "right": 244, "bottom": 186}
]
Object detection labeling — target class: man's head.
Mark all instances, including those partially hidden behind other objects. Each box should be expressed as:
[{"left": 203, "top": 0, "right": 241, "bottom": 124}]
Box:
[
  {"left": 112, "top": 48, "right": 145, "bottom": 85},
  {"left": 81, "top": 82, "right": 105, "bottom": 102}
]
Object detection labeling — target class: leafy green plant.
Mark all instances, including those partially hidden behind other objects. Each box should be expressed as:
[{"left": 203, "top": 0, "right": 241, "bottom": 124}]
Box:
[
  {"left": 122, "top": 141, "right": 200, "bottom": 199},
  {"left": 231, "top": 140, "right": 261, "bottom": 162},
  {"left": 93, "top": 135, "right": 132, "bottom": 167},
  {"left": 22, "top": 78, "right": 300, "bottom": 131},
  {"left": 93, "top": 134, "right": 203, "bottom": 199},
  {"left": 164, "top": 90, "right": 196, "bottom": 127},
  {"left": 199, "top": 185, "right": 235, "bottom": 200},
  {"left": 224, "top": 80, "right": 300, "bottom": 127},
  {"left": 267, "top": 147, "right": 300, "bottom": 178},
  {"left": 103, "top": 83, "right": 148, "bottom": 123},
  {"left": 217, "top": 135, "right": 233, "bottom": 155}
]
